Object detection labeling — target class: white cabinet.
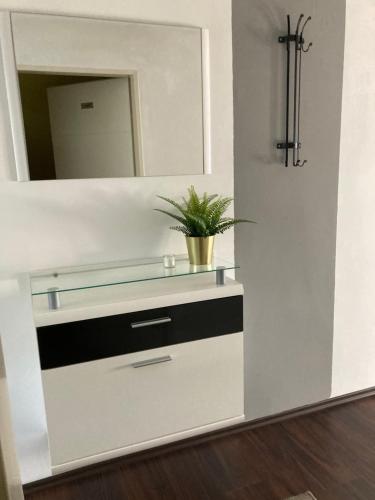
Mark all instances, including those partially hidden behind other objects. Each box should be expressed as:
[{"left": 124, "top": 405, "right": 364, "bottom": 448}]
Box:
[
  {"left": 36, "top": 284, "right": 244, "bottom": 474},
  {"left": 43, "top": 333, "right": 243, "bottom": 472}
]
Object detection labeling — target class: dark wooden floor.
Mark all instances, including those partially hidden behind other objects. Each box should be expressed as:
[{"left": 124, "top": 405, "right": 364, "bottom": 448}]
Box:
[{"left": 25, "top": 396, "right": 375, "bottom": 500}]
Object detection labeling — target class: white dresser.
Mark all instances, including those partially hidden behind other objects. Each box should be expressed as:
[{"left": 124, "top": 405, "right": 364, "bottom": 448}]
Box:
[{"left": 33, "top": 273, "right": 244, "bottom": 474}]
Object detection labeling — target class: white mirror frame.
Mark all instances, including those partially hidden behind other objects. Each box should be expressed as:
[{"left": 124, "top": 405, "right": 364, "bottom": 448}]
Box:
[
  {"left": 0, "top": 11, "right": 29, "bottom": 181},
  {"left": 0, "top": 11, "right": 212, "bottom": 181}
]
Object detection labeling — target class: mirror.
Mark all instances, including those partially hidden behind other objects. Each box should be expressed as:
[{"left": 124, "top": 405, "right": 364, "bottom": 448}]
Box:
[
  {"left": 9, "top": 13, "right": 209, "bottom": 180},
  {"left": 19, "top": 73, "right": 138, "bottom": 180}
]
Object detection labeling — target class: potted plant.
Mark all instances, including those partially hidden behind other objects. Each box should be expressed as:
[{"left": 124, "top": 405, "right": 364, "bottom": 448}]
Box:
[{"left": 155, "top": 186, "right": 255, "bottom": 265}]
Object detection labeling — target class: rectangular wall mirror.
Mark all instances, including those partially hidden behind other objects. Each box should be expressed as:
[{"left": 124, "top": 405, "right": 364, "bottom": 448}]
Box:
[{"left": 4, "top": 13, "right": 210, "bottom": 180}]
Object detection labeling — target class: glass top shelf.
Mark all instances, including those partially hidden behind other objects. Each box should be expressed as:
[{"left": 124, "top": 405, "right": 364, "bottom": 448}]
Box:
[{"left": 30, "top": 256, "right": 238, "bottom": 296}]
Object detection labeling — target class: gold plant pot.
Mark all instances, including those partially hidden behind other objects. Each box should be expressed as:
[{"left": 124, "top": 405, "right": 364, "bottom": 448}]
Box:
[{"left": 186, "top": 236, "right": 214, "bottom": 265}]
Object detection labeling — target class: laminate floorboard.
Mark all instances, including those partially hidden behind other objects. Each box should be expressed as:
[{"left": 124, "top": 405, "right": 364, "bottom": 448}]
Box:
[{"left": 24, "top": 397, "right": 375, "bottom": 499}]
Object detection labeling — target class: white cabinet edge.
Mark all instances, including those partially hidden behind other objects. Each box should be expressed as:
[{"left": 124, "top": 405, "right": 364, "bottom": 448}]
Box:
[{"left": 51, "top": 414, "right": 245, "bottom": 475}]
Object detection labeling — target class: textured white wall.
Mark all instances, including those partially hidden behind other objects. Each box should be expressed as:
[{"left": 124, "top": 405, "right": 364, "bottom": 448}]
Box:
[
  {"left": 332, "top": 0, "right": 375, "bottom": 396},
  {"left": 0, "top": 0, "right": 234, "bottom": 277}
]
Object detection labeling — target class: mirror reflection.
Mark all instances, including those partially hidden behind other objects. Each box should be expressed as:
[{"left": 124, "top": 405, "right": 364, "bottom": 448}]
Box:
[{"left": 18, "top": 72, "right": 137, "bottom": 180}]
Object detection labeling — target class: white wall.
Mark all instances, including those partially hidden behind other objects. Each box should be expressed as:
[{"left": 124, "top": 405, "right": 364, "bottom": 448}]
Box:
[
  {"left": 0, "top": 277, "right": 51, "bottom": 484},
  {"left": 233, "top": 0, "right": 346, "bottom": 419},
  {"left": 0, "top": 334, "right": 24, "bottom": 500},
  {"left": 0, "top": 0, "right": 234, "bottom": 484},
  {"left": 332, "top": 0, "right": 375, "bottom": 396},
  {"left": 0, "top": 0, "right": 234, "bottom": 277}
]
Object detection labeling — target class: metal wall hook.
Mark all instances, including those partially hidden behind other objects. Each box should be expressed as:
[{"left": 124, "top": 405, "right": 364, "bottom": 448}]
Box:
[
  {"left": 300, "top": 16, "right": 311, "bottom": 37},
  {"left": 277, "top": 14, "right": 312, "bottom": 168},
  {"left": 295, "top": 14, "right": 304, "bottom": 38},
  {"left": 302, "top": 43, "right": 313, "bottom": 53},
  {"left": 300, "top": 16, "right": 312, "bottom": 52}
]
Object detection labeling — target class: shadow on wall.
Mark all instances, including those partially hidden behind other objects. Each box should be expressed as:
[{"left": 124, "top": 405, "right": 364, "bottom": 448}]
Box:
[{"left": 233, "top": 0, "right": 345, "bottom": 420}]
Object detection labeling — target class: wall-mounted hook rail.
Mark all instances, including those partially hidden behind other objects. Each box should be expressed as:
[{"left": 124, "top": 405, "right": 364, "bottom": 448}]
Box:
[{"left": 277, "top": 14, "right": 312, "bottom": 167}]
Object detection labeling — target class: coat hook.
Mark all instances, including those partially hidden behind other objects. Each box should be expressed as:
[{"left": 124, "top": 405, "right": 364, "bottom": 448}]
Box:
[
  {"left": 296, "top": 14, "right": 304, "bottom": 36},
  {"left": 300, "top": 16, "right": 312, "bottom": 52},
  {"left": 300, "top": 16, "right": 311, "bottom": 36},
  {"left": 302, "top": 43, "right": 313, "bottom": 53},
  {"left": 277, "top": 14, "right": 312, "bottom": 168}
]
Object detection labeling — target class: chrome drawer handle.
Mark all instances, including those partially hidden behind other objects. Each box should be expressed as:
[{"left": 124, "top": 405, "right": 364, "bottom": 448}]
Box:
[
  {"left": 130, "top": 317, "right": 172, "bottom": 329},
  {"left": 131, "top": 355, "right": 172, "bottom": 368}
]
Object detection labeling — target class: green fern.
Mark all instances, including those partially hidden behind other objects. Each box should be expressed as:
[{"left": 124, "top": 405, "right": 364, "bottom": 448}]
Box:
[{"left": 155, "top": 186, "right": 256, "bottom": 237}]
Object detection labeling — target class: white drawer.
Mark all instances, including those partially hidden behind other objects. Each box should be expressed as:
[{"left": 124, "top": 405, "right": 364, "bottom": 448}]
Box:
[{"left": 43, "top": 332, "right": 244, "bottom": 468}]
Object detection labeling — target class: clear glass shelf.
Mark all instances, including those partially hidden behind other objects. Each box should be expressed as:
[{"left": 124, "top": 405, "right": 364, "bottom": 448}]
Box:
[{"left": 31, "top": 256, "right": 238, "bottom": 296}]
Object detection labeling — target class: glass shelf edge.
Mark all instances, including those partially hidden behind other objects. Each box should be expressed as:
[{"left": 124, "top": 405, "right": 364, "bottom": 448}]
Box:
[{"left": 30, "top": 258, "right": 239, "bottom": 296}]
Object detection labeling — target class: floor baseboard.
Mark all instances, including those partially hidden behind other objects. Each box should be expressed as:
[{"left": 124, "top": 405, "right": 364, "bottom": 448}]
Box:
[
  {"left": 24, "top": 386, "right": 375, "bottom": 495},
  {"left": 241, "top": 386, "right": 375, "bottom": 431}
]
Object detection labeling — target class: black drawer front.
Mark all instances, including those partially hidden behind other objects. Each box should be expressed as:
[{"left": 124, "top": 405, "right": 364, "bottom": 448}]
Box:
[{"left": 37, "top": 295, "right": 243, "bottom": 370}]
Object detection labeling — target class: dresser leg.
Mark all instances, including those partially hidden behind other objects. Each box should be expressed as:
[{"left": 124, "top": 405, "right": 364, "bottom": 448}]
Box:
[
  {"left": 216, "top": 267, "right": 226, "bottom": 286},
  {"left": 48, "top": 288, "right": 61, "bottom": 310}
]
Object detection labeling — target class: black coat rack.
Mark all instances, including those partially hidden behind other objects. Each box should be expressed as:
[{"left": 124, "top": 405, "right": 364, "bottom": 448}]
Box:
[{"left": 277, "top": 14, "right": 312, "bottom": 167}]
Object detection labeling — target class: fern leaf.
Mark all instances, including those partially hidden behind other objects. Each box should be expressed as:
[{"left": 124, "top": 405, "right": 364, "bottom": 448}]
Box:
[
  {"left": 170, "top": 225, "right": 191, "bottom": 235},
  {"left": 157, "top": 196, "right": 186, "bottom": 216},
  {"left": 154, "top": 209, "right": 187, "bottom": 226},
  {"left": 216, "top": 218, "right": 256, "bottom": 234}
]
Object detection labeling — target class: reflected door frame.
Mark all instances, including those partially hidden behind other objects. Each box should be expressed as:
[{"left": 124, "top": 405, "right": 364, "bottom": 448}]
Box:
[
  {"left": 19, "top": 67, "right": 145, "bottom": 178},
  {"left": 0, "top": 11, "right": 146, "bottom": 180}
]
